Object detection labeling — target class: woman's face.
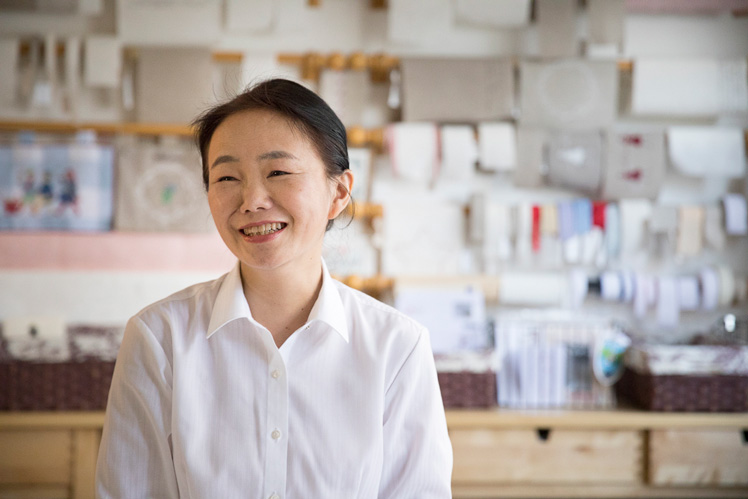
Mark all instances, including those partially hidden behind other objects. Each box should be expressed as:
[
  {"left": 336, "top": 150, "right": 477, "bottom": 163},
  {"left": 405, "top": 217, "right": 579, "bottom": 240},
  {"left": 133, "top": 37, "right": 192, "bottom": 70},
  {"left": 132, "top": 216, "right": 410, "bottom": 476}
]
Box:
[{"left": 206, "top": 109, "right": 352, "bottom": 274}]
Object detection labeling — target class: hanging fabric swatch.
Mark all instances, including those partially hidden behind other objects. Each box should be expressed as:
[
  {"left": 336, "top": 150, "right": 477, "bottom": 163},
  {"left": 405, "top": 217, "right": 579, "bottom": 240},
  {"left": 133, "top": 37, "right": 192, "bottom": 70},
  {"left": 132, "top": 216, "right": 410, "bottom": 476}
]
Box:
[
  {"left": 385, "top": 123, "right": 439, "bottom": 185},
  {"left": 632, "top": 59, "right": 748, "bottom": 116},
  {"left": 400, "top": 58, "right": 514, "bottom": 122},
  {"left": 723, "top": 193, "right": 748, "bottom": 235},
  {"left": 703, "top": 204, "right": 726, "bottom": 250},
  {"left": 115, "top": 138, "right": 213, "bottom": 232},
  {"left": 478, "top": 122, "right": 517, "bottom": 172},
  {"left": 514, "top": 127, "right": 546, "bottom": 188},
  {"left": 224, "top": 0, "right": 275, "bottom": 32},
  {"left": 656, "top": 276, "right": 680, "bottom": 327},
  {"left": 0, "top": 38, "right": 18, "bottom": 108},
  {"left": 602, "top": 130, "right": 666, "bottom": 199},
  {"left": 83, "top": 36, "right": 121, "bottom": 89},
  {"left": 536, "top": 0, "right": 578, "bottom": 57},
  {"left": 547, "top": 130, "right": 603, "bottom": 194},
  {"left": 440, "top": 125, "right": 478, "bottom": 182},
  {"left": 618, "top": 199, "right": 652, "bottom": 255},
  {"left": 587, "top": 0, "right": 625, "bottom": 49},
  {"left": 667, "top": 127, "right": 746, "bottom": 178},
  {"left": 676, "top": 205, "right": 704, "bottom": 257},
  {"left": 454, "top": 0, "right": 532, "bottom": 28},
  {"left": 318, "top": 69, "right": 370, "bottom": 126},
  {"left": 381, "top": 198, "right": 465, "bottom": 276},
  {"left": 116, "top": 0, "right": 221, "bottom": 45},
  {"left": 388, "top": 0, "right": 451, "bottom": 44},
  {"left": 520, "top": 60, "right": 618, "bottom": 128},
  {"left": 135, "top": 47, "right": 215, "bottom": 125}
]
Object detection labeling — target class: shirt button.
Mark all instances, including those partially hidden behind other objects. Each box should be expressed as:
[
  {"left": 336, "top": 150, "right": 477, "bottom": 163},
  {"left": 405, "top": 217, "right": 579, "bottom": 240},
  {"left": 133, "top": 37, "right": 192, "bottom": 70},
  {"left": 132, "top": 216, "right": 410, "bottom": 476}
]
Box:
[
  {"left": 271, "top": 370, "right": 280, "bottom": 379},
  {"left": 303, "top": 324, "right": 311, "bottom": 330},
  {"left": 269, "top": 494, "right": 280, "bottom": 499},
  {"left": 271, "top": 429, "right": 281, "bottom": 440}
]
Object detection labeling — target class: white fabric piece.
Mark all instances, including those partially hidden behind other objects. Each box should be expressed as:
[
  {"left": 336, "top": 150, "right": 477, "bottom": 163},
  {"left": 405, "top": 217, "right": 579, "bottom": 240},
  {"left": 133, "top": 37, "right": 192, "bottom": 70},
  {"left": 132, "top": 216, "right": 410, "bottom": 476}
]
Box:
[
  {"left": 319, "top": 70, "right": 370, "bottom": 127},
  {"left": 484, "top": 201, "right": 514, "bottom": 265},
  {"left": 0, "top": 38, "right": 19, "bottom": 107},
  {"left": 381, "top": 199, "right": 464, "bottom": 276},
  {"left": 704, "top": 204, "right": 726, "bottom": 250},
  {"left": 536, "top": 0, "right": 578, "bottom": 57},
  {"left": 632, "top": 59, "right": 748, "bottom": 116},
  {"left": 723, "top": 193, "right": 748, "bottom": 235},
  {"left": 568, "top": 268, "right": 589, "bottom": 309},
  {"left": 601, "top": 271, "right": 622, "bottom": 301},
  {"left": 633, "top": 273, "right": 654, "bottom": 318},
  {"left": 116, "top": 0, "right": 221, "bottom": 45},
  {"left": 83, "top": 36, "right": 121, "bottom": 88},
  {"left": 656, "top": 276, "right": 680, "bottom": 328},
  {"left": 225, "top": 0, "right": 275, "bottom": 32},
  {"left": 717, "top": 265, "right": 736, "bottom": 307},
  {"left": 618, "top": 199, "right": 652, "bottom": 255},
  {"left": 620, "top": 270, "right": 635, "bottom": 303},
  {"left": 440, "top": 125, "right": 478, "bottom": 182},
  {"left": 454, "top": 0, "right": 531, "bottom": 28},
  {"left": 323, "top": 219, "right": 377, "bottom": 278},
  {"left": 668, "top": 127, "right": 747, "bottom": 178},
  {"left": 388, "top": 0, "right": 452, "bottom": 43},
  {"left": 588, "top": 0, "right": 625, "bottom": 47},
  {"left": 478, "top": 122, "right": 517, "bottom": 171},
  {"left": 700, "top": 267, "right": 720, "bottom": 311},
  {"left": 386, "top": 123, "right": 439, "bottom": 184},
  {"left": 676, "top": 205, "right": 704, "bottom": 257},
  {"left": 499, "top": 271, "right": 566, "bottom": 306},
  {"left": 677, "top": 276, "right": 700, "bottom": 311},
  {"left": 514, "top": 203, "right": 533, "bottom": 264},
  {"left": 96, "top": 261, "right": 453, "bottom": 497}
]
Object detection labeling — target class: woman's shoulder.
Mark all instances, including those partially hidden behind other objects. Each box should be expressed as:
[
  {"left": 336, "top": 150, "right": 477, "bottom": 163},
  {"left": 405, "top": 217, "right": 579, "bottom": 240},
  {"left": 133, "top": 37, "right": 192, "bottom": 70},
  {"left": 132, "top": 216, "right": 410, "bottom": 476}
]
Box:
[{"left": 333, "top": 280, "right": 427, "bottom": 337}]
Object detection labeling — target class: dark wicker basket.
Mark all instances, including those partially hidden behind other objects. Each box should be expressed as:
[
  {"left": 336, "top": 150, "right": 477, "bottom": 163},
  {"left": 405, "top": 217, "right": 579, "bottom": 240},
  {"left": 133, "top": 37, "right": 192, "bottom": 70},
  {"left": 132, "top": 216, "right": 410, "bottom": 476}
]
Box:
[
  {"left": 616, "top": 367, "right": 748, "bottom": 412},
  {"left": 437, "top": 371, "right": 497, "bottom": 408},
  {"left": 0, "top": 361, "right": 115, "bottom": 411}
]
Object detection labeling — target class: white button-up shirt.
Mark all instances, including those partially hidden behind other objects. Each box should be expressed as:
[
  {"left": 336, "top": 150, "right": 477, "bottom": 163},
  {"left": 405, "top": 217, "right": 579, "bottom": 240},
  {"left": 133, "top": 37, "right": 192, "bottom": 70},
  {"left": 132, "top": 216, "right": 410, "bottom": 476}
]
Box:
[{"left": 96, "top": 261, "right": 453, "bottom": 498}]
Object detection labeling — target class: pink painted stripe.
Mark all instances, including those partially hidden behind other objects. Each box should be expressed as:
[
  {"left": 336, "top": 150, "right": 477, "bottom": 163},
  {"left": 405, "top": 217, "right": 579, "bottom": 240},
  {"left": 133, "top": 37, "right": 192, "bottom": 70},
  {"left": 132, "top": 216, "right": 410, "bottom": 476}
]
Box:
[{"left": 0, "top": 232, "right": 236, "bottom": 271}]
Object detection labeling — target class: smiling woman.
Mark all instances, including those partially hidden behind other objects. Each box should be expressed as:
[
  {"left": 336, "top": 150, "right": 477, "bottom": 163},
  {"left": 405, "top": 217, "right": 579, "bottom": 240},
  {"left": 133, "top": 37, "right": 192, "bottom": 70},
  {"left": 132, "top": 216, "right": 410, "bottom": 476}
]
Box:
[{"left": 94, "top": 79, "right": 453, "bottom": 499}]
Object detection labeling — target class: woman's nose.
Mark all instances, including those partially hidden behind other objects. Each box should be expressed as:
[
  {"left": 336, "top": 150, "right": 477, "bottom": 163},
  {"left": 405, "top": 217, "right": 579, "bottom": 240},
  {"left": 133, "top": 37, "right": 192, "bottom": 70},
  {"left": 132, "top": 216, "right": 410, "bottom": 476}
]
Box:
[{"left": 239, "top": 182, "right": 272, "bottom": 212}]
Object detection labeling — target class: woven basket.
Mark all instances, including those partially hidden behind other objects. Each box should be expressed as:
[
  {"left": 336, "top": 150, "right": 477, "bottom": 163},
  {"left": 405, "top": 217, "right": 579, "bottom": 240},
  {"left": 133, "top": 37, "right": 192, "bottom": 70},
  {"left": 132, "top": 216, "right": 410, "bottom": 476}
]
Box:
[
  {"left": 0, "top": 361, "right": 115, "bottom": 411},
  {"left": 437, "top": 371, "right": 497, "bottom": 408},
  {"left": 616, "top": 367, "right": 748, "bottom": 412}
]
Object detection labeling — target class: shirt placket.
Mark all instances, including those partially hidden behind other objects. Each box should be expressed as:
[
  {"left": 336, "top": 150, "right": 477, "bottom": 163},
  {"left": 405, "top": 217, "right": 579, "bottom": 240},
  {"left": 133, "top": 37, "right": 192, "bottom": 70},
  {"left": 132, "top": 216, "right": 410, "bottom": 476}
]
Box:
[{"left": 263, "top": 348, "right": 289, "bottom": 499}]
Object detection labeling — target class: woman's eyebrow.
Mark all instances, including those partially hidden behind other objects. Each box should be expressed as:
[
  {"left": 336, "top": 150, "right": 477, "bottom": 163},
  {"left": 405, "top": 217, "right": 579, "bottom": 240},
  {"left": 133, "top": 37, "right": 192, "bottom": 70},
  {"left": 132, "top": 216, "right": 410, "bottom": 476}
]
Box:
[
  {"left": 258, "top": 150, "right": 299, "bottom": 161},
  {"left": 210, "top": 155, "right": 239, "bottom": 169}
]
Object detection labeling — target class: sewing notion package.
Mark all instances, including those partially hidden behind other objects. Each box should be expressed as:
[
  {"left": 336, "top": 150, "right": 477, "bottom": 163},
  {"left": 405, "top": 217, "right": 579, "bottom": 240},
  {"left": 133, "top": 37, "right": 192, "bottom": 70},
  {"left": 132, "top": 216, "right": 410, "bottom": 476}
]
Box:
[{"left": 0, "top": 132, "right": 114, "bottom": 231}]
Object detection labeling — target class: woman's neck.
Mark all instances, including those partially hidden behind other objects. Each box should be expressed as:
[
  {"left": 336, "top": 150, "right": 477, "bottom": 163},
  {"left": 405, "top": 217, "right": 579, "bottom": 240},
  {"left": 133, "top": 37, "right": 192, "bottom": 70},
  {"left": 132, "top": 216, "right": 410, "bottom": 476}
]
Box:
[{"left": 240, "top": 258, "right": 324, "bottom": 348}]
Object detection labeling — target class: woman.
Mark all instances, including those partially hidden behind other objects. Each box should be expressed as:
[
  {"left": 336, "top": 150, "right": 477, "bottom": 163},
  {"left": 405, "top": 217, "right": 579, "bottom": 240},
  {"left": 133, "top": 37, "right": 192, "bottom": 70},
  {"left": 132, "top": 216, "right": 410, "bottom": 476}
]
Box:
[{"left": 96, "top": 79, "right": 453, "bottom": 498}]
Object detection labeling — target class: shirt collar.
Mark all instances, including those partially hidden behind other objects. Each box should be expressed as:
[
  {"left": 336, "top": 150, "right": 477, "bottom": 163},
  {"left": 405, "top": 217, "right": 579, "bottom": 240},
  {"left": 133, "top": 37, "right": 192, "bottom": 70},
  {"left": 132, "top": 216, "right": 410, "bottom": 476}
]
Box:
[{"left": 206, "top": 259, "right": 349, "bottom": 343}]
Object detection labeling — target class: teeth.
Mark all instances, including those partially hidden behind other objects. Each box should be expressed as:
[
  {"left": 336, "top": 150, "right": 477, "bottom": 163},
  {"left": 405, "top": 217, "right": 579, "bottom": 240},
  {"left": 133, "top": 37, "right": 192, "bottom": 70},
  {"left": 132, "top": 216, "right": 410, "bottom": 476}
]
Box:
[{"left": 242, "top": 222, "right": 284, "bottom": 236}]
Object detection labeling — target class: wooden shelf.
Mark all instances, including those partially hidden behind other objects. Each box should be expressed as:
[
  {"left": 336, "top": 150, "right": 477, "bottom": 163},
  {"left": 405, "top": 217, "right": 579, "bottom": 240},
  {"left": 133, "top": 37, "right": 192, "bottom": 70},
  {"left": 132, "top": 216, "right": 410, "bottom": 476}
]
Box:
[
  {"left": 2, "top": 408, "right": 746, "bottom": 431},
  {"left": 446, "top": 408, "right": 748, "bottom": 430}
]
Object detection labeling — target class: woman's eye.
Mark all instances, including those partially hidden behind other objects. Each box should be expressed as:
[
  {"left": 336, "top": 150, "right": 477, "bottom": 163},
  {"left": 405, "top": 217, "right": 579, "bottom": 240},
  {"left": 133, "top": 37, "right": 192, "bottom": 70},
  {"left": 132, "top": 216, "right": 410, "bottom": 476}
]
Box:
[
  {"left": 216, "top": 176, "right": 236, "bottom": 182},
  {"left": 268, "top": 170, "right": 289, "bottom": 177}
]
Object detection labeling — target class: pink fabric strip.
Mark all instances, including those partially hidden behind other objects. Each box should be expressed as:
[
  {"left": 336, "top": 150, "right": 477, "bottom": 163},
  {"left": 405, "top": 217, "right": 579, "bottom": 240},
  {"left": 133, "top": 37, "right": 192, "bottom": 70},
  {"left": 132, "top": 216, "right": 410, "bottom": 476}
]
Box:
[{"left": 0, "top": 232, "right": 235, "bottom": 271}]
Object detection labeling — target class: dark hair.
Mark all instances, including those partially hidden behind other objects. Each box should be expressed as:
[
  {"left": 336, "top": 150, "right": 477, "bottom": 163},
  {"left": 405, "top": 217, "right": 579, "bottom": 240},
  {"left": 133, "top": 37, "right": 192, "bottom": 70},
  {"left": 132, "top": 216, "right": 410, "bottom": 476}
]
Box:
[{"left": 192, "top": 78, "right": 350, "bottom": 191}]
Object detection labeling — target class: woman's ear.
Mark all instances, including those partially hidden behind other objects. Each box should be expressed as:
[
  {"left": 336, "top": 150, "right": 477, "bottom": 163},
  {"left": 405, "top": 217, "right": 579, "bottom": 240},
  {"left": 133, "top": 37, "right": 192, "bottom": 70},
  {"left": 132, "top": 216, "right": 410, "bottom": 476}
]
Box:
[{"left": 328, "top": 170, "right": 354, "bottom": 220}]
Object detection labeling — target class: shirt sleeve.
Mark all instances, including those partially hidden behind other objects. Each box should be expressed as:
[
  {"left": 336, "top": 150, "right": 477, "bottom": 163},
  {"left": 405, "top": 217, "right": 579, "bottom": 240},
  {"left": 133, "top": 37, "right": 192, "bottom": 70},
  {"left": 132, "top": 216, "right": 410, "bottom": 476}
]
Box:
[
  {"left": 378, "top": 326, "right": 454, "bottom": 498},
  {"left": 96, "top": 316, "right": 180, "bottom": 499}
]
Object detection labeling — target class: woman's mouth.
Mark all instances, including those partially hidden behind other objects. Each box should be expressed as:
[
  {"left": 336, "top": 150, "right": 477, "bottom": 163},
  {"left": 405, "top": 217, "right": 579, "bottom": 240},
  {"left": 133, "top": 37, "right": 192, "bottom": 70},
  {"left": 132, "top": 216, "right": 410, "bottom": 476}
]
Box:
[{"left": 241, "top": 222, "right": 287, "bottom": 237}]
